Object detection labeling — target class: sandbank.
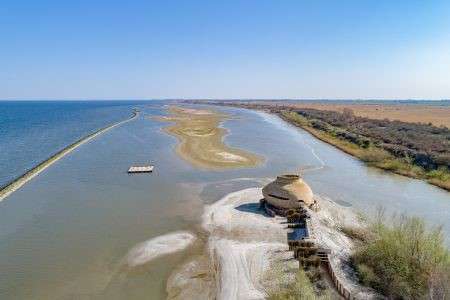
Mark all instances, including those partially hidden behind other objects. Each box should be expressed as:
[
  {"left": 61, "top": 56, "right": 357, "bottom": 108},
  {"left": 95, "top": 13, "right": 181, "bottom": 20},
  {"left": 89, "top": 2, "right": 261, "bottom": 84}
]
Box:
[
  {"left": 158, "top": 106, "right": 263, "bottom": 170},
  {"left": 125, "top": 231, "right": 196, "bottom": 267}
]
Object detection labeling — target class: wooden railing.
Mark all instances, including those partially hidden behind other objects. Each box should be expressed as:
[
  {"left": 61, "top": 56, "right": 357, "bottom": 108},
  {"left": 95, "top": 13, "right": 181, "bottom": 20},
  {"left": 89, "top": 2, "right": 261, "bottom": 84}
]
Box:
[{"left": 324, "top": 257, "right": 355, "bottom": 300}]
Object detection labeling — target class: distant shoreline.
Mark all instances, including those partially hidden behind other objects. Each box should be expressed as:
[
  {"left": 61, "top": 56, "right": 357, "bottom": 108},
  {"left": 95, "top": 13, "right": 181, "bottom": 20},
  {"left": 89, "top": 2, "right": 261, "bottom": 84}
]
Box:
[
  {"left": 185, "top": 101, "right": 450, "bottom": 192},
  {"left": 0, "top": 111, "right": 139, "bottom": 202}
]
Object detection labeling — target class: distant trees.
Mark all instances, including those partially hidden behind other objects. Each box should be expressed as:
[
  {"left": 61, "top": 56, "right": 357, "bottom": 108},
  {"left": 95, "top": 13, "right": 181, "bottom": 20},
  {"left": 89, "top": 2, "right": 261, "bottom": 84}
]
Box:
[
  {"left": 189, "top": 101, "right": 450, "bottom": 187},
  {"left": 294, "top": 109, "right": 450, "bottom": 171}
]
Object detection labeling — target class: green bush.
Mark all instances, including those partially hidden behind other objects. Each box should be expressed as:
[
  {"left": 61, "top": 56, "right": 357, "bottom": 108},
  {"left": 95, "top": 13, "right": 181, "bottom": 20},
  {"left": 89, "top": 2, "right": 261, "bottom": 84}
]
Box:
[
  {"left": 351, "top": 214, "right": 450, "bottom": 299},
  {"left": 427, "top": 166, "right": 450, "bottom": 182},
  {"left": 267, "top": 268, "right": 331, "bottom": 300},
  {"left": 265, "top": 262, "right": 332, "bottom": 300},
  {"left": 355, "top": 263, "right": 378, "bottom": 287}
]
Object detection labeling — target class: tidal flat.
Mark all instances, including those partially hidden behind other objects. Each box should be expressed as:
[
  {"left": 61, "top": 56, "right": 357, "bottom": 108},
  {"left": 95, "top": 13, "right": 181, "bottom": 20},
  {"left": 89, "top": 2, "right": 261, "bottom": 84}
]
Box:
[{"left": 157, "top": 106, "right": 264, "bottom": 170}]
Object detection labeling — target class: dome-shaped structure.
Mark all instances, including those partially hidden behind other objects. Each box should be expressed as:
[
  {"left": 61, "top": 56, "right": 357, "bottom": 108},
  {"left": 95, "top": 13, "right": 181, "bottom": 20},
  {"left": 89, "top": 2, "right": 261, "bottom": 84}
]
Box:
[{"left": 262, "top": 174, "right": 314, "bottom": 210}]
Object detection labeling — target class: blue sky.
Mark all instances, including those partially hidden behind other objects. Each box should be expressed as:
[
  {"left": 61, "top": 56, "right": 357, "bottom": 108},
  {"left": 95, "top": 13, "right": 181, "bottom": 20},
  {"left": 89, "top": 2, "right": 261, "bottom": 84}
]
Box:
[{"left": 1, "top": 0, "right": 450, "bottom": 99}]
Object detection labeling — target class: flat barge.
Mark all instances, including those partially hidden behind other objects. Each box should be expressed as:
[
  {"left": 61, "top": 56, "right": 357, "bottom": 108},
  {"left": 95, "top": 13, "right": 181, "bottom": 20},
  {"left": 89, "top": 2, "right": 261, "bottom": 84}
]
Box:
[{"left": 127, "top": 165, "right": 154, "bottom": 173}]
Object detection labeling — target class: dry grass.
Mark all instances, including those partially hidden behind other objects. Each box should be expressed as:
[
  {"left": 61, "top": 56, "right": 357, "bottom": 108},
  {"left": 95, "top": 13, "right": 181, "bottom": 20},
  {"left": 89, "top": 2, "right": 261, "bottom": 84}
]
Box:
[
  {"left": 288, "top": 103, "right": 450, "bottom": 128},
  {"left": 265, "top": 265, "right": 332, "bottom": 300},
  {"left": 340, "top": 226, "right": 371, "bottom": 242},
  {"left": 279, "top": 111, "right": 450, "bottom": 191}
]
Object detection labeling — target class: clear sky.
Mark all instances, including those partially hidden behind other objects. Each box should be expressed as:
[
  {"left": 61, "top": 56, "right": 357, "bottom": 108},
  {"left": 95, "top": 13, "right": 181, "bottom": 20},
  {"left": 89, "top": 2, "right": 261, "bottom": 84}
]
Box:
[{"left": 1, "top": 0, "right": 450, "bottom": 100}]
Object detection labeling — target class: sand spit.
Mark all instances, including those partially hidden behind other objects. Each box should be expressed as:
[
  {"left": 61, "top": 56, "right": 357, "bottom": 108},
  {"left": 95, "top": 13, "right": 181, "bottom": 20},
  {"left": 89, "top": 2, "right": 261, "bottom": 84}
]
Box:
[
  {"left": 158, "top": 106, "right": 263, "bottom": 170},
  {"left": 126, "top": 231, "right": 196, "bottom": 267},
  {"left": 168, "top": 188, "right": 289, "bottom": 300},
  {"left": 0, "top": 111, "right": 139, "bottom": 202}
]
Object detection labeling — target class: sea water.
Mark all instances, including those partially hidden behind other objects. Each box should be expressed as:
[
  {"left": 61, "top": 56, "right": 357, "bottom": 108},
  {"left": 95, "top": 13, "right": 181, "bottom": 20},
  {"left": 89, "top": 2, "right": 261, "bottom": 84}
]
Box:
[{"left": 0, "top": 101, "right": 145, "bottom": 187}]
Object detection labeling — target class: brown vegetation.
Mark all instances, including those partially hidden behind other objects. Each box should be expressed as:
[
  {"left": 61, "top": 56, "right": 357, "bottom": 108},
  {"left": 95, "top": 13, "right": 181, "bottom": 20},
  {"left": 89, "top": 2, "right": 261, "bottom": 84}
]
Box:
[
  {"left": 187, "top": 100, "right": 450, "bottom": 191},
  {"left": 282, "top": 109, "right": 450, "bottom": 190},
  {"left": 287, "top": 102, "right": 450, "bottom": 128}
]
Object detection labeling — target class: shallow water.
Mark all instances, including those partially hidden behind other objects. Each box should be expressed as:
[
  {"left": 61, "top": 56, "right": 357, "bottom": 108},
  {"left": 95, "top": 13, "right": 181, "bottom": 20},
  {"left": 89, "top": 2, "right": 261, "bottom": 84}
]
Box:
[
  {"left": 0, "top": 101, "right": 143, "bottom": 187},
  {"left": 0, "top": 103, "right": 449, "bottom": 299}
]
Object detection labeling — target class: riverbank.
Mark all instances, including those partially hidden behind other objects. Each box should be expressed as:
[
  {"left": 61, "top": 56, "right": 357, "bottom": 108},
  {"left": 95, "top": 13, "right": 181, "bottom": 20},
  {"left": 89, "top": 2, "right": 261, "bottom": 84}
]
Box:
[
  {"left": 157, "top": 106, "right": 263, "bottom": 170},
  {"left": 188, "top": 101, "right": 449, "bottom": 192},
  {"left": 272, "top": 101, "right": 450, "bottom": 128},
  {"left": 278, "top": 110, "right": 450, "bottom": 191},
  {"left": 0, "top": 111, "right": 138, "bottom": 202}
]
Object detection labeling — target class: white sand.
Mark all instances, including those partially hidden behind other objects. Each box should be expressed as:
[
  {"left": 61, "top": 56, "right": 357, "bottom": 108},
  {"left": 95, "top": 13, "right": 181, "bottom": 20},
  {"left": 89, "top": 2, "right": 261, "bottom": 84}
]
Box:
[
  {"left": 210, "top": 238, "right": 286, "bottom": 300},
  {"left": 125, "top": 231, "right": 196, "bottom": 267},
  {"left": 168, "top": 187, "right": 378, "bottom": 299},
  {"left": 202, "top": 188, "right": 286, "bottom": 242},
  {"left": 215, "top": 151, "right": 247, "bottom": 162},
  {"left": 167, "top": 188, "right": 289, "bottom": 300},
  {"left": 309, "top": 195, "right": 378, "bottom": 298}
]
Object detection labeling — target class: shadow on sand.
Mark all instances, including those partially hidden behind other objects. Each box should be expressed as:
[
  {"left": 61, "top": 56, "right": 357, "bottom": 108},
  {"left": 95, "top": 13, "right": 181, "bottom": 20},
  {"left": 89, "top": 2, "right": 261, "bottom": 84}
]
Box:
[{"left": 234, "top": 202, "right": 269, "bottom": 217}]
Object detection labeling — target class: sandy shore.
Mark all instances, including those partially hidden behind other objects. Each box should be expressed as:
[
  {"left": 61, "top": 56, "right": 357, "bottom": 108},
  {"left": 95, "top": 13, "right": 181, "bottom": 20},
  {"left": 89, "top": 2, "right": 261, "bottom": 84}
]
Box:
[
  {"left": 167, "top": 188, "right": 290, "bottom": 300},
  {"left": 158, "top": 106, "right": 264, "bottom": 170},
  {"left": 0, "top": 111, "right": 138, "bottom": 202},
  {"left": 166, "top": 187, "right": 377, "bottom": 299}
]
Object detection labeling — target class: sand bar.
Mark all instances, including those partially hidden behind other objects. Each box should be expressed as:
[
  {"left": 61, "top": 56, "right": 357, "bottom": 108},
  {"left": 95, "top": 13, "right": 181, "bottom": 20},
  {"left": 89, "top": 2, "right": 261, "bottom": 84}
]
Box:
[
  {"left": 158, "top": 106, "right": 263, "bottom": 170},
  {"left": 125, "top": 231, "right": 196, "bottom": 267}
]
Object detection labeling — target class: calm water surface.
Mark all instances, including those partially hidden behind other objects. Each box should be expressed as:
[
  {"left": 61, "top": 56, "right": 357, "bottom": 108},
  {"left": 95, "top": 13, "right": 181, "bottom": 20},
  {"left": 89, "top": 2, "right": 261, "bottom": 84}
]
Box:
[
  {"left": 0, "top": 103, "right": 449, "bottom": 299},
  {"left": 0, "top": 101, "right": 144, "bottom": 187}
]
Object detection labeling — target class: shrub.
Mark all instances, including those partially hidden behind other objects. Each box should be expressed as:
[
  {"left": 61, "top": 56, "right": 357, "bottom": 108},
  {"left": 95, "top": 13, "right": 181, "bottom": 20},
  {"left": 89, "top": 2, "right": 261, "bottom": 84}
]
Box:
[
  {"left": 267, "top": 269, "right": 331, "bottom": 300},
  {"left": 355, "top": 263, "right": 378, "bottom": 287},
  {"left": 265, "top": 262, "right": 331, "bottom": 300},
  {"left": 340, "top": 226, "right": 371, "bottom": 242},
  {"left": 351, "top": 214, "right": 450, "bottom": 299},
  {"left": 427, "top": 167, "right": 450, "bottom": 182},
  {"left": 359, "top": 148, "right": 390, "bottom": 163}
]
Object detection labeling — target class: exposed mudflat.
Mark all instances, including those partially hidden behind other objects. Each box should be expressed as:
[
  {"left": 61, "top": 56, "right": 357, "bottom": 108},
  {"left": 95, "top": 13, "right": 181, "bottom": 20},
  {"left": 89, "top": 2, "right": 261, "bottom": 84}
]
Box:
[
  {"left": 158, "top": 106, "right": 264, "bottom": 170},
  {"left": 125, "top": 231, "right": 196, "bottom": 267}
]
